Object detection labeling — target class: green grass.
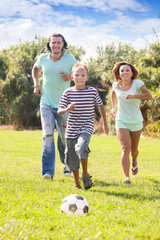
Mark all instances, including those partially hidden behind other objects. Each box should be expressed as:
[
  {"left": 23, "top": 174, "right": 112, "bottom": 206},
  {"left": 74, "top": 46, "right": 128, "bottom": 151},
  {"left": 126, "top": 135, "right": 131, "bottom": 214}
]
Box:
[{"left": 0, "top": 130, "right": 160, "bottom": 240}]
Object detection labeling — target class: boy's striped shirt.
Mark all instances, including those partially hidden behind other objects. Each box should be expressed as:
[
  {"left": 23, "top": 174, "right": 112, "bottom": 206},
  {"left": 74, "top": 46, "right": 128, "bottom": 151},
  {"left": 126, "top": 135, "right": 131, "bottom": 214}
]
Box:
[{"left": 58, "top": 86, "right": 103, "bottom": 139}]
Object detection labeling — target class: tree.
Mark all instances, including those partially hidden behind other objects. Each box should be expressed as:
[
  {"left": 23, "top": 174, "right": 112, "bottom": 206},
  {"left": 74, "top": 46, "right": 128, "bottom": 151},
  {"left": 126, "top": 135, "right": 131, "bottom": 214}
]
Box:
[{"left": 0, "top": 37, "right": 85, "bottom": 128}]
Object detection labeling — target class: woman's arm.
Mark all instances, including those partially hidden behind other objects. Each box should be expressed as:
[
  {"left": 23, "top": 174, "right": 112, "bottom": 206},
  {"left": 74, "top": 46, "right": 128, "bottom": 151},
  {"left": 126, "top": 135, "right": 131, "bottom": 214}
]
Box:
[
  {"left": 124, "top": 85, "right": 152, "bottom": 100},
  {"left": 110, "top": 90, "right": 117, "bottom": 117}
]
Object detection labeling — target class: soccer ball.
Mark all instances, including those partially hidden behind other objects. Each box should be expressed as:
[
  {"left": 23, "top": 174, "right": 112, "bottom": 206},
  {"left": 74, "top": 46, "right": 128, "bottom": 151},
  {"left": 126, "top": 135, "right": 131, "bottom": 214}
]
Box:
[{"left": 61, "top": 194, "right": 89, "bottom": 215}]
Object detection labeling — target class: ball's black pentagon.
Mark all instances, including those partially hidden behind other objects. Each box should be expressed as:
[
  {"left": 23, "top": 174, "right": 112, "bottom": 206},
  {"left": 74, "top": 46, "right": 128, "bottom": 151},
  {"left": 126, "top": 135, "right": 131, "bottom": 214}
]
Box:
[
  {"left": 83, "top": 205, "right": 89, "bottom": 213},
  {"left": 75, "top": 195, "right": 84, "bottom": 200},
  {"left": 69, "top": 204, "right": 78, "bottom": 213}
]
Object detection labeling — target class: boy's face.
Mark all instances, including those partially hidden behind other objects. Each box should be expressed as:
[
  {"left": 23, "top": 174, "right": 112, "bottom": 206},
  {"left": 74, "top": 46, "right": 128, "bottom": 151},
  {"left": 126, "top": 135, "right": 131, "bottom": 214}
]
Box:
[{"left": 72, "top": 68, "right": 88, "bottom": 89}]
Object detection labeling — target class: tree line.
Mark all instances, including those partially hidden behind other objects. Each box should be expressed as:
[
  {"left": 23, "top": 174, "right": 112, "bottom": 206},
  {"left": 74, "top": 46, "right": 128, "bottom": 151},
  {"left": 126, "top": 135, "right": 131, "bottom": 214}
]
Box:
[{"left": 0, "top": 36, "right": 159, "bottom": 136}]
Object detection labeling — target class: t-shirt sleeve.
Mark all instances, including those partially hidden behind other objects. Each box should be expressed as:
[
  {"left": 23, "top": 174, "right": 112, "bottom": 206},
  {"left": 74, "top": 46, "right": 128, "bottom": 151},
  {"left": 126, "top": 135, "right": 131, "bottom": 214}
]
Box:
[
  {"left": 112, "top": 82, "right": 117, "bottom": 91},
  {"left": 58, "top": 91, "right": 69, "bottom": 109},
  {"left": 136, "top": 79, "right": 144, "bottom": 89},
  {"left": 69, "top": 55, "right": 77, "bottom": 73},
  {"left": 94, "top": 89, "right": 103, "bottom": 107},
  {"left": 35, "top": 54, "right": 42, "bottom": 69}
]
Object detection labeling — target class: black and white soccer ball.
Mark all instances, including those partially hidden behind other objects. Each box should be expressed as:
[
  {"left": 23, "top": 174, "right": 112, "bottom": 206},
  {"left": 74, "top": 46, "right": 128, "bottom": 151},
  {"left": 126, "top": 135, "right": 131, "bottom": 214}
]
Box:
[{"left": 61, "top": 194, "right": 89, "bottom": 215}]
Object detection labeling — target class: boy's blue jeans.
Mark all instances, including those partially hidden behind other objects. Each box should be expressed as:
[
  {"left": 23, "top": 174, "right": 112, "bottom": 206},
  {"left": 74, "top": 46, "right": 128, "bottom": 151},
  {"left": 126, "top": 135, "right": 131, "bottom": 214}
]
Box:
[{"left": 40, "top": 104, "right": 68, "bottom": 177}]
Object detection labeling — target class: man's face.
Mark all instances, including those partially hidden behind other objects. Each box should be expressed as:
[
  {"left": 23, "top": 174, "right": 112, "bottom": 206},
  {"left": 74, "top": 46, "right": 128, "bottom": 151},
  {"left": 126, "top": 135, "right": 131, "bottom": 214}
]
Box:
[{"left": 49, "top": 36, "right": 64, "bottom": 54}]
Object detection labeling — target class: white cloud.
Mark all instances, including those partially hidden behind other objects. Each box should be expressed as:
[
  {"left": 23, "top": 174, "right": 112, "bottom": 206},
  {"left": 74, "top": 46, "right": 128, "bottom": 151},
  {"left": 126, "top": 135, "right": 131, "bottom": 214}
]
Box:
[
  {"left": 0, "top": 0, "right": 159, "bottom": 60},
  {"left": 133, "top": 18, "right": 160, "bottom": 34},
  {"left": 44, "top": 0, "right": 149, "bottom": 12},
  {"left": 107, "top": 0, "right": 149, "bottom": 12}
]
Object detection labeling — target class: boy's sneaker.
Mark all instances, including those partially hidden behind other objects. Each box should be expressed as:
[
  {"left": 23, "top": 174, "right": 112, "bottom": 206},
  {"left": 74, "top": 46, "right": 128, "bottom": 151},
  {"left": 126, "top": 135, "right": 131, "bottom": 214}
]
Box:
[
  {"left": 82, "top": 175, "right": 92, "bottom": 190},
  {"left": 75, "top": 185, "right": 82, "bottom": 189},
  {"left": 63, "top": 164, "right": 71, "bottom": 176},
  {"left": 43, "top": 174, "right": 52, "bottom": 180}
]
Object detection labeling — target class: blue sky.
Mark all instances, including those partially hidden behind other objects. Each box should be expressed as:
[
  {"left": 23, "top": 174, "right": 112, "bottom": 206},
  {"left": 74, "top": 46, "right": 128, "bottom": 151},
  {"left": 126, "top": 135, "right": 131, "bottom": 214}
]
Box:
[{"left": 0, "top": 0, "right": 160, "bottom": 59}]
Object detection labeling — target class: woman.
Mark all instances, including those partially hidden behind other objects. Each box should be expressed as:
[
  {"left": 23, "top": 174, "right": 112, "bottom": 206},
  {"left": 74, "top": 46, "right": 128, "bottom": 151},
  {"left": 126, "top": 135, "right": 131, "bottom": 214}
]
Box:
[{"left": 110, "top": 62, "right": 152, "bottom": 183}]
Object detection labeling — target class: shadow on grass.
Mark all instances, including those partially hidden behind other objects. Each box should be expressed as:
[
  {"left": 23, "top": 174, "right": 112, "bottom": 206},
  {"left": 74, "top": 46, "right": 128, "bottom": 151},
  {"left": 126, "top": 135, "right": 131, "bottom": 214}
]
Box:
[
  {"left": 147, "top": 178, "right": 160, "bottom": 187},
  {"left": 90, "top": 179, "right": 160, "bottom": 201}
]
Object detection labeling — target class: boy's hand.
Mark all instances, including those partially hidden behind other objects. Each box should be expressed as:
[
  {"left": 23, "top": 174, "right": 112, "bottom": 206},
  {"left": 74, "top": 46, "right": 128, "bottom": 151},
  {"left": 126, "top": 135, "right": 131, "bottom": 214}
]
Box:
[
  {"left": 67, "top": 102, "right": 76, "bottom": 111},
  {"left": 103, "top": 123, "right": 109, "bottom": 134}
]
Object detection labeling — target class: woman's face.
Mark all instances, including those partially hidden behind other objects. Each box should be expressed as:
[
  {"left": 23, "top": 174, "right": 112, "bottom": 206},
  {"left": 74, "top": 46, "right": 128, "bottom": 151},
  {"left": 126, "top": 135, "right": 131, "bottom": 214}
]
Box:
[{"left": 119, "top": 64, "right": 133, "bottom": 81}]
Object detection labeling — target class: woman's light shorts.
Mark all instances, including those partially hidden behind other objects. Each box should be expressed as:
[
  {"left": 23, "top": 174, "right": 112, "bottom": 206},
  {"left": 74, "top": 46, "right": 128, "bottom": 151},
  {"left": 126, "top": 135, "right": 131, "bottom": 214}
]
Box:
[
  {"left": 116, "top": 119, "right": 143, "bottom": 131},
  {"left": 65, "top": 133, "right": 91, "bottom": 172}
]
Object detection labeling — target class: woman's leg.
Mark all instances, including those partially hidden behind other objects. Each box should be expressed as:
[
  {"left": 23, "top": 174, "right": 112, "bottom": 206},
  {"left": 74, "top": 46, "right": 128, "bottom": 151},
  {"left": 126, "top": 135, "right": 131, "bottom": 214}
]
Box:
[
  {"left": 130, "top": 130, "right": 142, "bottom": 169},
  {"left": 116, "top": 128, "right": 131, "bottom": 179}
]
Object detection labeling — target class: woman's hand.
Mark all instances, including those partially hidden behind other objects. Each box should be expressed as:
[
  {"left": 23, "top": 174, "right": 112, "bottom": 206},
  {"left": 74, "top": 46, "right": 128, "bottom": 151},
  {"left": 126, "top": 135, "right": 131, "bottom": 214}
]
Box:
[
  {"left": 110, "top": 108, "right": 116, "bottom": 118},
  {"left": 123, "top": 94, "right": 134, "bottom": 99}
]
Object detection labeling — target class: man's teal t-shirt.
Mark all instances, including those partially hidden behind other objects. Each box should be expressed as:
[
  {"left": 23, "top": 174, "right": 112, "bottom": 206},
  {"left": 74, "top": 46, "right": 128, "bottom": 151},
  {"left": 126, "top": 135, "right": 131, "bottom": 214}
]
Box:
[
  {"left": 35, "top": 53, "right": 77, "bottom": 108},
  {"left": 113, "top": 79, "right": 144, "bottom": 123}
]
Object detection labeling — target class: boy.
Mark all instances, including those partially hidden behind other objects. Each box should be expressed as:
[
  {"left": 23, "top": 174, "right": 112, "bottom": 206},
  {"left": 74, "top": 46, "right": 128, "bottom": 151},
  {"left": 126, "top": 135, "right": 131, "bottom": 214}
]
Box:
[{"left": 58, "top": 63, "right": 109, "bottom": 189}]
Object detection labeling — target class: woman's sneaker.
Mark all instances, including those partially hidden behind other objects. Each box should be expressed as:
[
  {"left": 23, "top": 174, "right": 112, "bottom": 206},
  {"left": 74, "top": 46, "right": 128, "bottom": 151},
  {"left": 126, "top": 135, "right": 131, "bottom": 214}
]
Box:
[{"left": 82, "top": 175, "right": 92, "bottom": 190}]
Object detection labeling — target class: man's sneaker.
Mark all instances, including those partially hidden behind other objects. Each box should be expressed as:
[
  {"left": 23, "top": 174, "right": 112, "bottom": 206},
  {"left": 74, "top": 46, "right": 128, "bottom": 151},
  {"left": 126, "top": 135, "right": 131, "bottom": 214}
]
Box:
[
  {"left": 43, "top": 174, "right": 52, "bottom": 180},
  {"left": 82, "top": 175, "right": 92, "bottom": 190},
  {"left": 63, "top": 164, "right": 71, "bottom": 176}
]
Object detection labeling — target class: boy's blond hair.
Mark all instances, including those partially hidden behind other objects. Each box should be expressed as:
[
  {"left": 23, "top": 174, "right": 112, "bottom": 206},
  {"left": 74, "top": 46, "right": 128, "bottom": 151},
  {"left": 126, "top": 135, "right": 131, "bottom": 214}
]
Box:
[{"left": 72, "top": 63, "right": 88, "bottom": 74}]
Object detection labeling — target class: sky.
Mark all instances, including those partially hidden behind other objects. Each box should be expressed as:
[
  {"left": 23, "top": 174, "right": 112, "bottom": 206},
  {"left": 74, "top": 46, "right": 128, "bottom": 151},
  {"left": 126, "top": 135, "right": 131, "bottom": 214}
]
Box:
[{"left": 0, "top": 0, "right": 160, "bottom": 59}]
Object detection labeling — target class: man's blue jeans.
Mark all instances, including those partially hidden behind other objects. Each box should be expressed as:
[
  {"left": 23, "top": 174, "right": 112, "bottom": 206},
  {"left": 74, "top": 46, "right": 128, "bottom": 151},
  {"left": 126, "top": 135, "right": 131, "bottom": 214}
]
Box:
[{"left": 40, "top": 104, "right": 68, "bottom": 177}]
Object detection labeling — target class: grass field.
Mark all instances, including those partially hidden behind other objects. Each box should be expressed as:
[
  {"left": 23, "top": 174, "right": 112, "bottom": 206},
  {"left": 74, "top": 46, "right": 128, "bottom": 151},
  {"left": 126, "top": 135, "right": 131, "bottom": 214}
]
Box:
[{"left": 0, "top": 129, "right": 160, "bottom": 240}]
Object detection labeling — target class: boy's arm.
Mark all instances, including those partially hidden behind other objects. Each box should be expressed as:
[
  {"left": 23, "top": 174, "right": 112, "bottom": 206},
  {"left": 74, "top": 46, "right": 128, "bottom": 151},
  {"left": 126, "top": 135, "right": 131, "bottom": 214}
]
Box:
[
  {"left": 99, "top": 105, "right": 109, "bottom": 134},
  {"left": 58, "top": 102, "right": 76, "bottom": 115}
]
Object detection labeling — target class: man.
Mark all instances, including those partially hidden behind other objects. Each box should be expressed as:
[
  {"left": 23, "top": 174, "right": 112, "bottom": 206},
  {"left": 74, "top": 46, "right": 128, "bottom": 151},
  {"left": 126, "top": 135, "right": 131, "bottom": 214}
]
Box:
[{"left": 32, "top": 33, "right": 77, "bottom": 180}]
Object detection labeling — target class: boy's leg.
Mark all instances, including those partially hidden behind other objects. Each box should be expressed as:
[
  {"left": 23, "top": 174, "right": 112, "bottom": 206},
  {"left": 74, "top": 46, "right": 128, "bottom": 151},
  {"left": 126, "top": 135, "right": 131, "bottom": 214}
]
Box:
[
  {"left": 75, "top": 133, "right": 92, "bottom": 189},
  {"left": 65, "top": 138, "right": 81, "bottom": 186},
  {"left": 73, "top": 169, "right": 81, "bottom": 188},
  {"left": 80, "top": 158, "right": 88, "bottom": 177}
]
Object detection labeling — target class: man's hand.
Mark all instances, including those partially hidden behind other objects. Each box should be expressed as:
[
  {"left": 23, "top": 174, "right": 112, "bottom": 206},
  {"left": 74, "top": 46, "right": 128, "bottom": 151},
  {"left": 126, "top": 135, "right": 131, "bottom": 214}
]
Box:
[
  {"left": 60, "top": 72, "right": 71, "bottom": 82},
  {"left": 34, "top": 86, "right": 42, "bottom": 96}
]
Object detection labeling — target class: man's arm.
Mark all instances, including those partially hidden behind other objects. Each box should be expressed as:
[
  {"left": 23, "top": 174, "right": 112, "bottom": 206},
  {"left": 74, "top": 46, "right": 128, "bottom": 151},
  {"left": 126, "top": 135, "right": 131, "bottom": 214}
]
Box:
[{"left": 32, "top": 64, "right": 42, "bottom": 96}]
